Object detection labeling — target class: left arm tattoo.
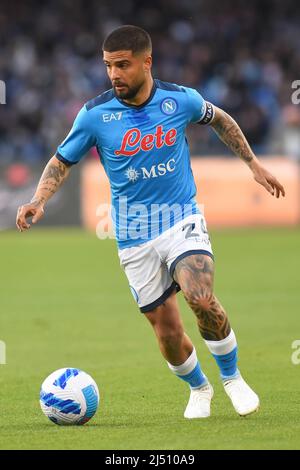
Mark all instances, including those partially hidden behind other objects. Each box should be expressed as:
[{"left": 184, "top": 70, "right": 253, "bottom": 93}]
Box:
[{"left": 210, "top": 106, "right": 254, "bottom": 164}]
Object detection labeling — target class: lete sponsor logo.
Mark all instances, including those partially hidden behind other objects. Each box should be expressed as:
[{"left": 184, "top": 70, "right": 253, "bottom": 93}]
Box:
[{"left": 115, "top": 125, "right": 177, "bottom": 156}]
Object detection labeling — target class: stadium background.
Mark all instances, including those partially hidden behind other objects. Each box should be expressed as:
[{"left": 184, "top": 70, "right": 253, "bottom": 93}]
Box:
[{"left": 0, "top": 0, "right": 299, "bottom": 450}]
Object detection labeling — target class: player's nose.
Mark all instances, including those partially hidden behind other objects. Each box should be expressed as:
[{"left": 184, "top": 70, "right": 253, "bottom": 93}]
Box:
[{"left": 110, "top": 66, "right": 121, "bottom": 81}]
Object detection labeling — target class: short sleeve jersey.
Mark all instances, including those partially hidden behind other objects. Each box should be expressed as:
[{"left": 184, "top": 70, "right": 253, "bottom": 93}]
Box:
[{"left": 56, "top": 79, "right": 213, "bottom": 248}]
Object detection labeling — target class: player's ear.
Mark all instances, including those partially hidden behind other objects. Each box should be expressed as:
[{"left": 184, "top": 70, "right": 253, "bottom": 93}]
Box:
[{"left": 143, "top": 53, "right": 152, "bottom": 72}]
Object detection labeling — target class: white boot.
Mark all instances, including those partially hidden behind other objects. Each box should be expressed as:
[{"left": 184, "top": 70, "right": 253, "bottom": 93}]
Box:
[
  {"left": 223, "top": 376, "right": 259, "bottom": 416},
  {"left": 184, "top": 383, "right": 214, "bottom": 419}
]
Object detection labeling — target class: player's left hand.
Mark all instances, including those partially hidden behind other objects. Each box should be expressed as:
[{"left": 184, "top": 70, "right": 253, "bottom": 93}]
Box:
[{"left": 251, "top": 162, "right": 285, "bottom": 198}]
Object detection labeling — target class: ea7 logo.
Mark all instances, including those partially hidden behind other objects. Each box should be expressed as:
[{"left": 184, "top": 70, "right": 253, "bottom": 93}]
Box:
[{"left": 102, "top": 112, "right": 122, "bottom": 122}]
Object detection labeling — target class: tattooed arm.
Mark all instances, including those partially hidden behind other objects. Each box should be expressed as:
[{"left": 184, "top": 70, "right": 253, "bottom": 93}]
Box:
[
  {"left": 209, "top": 105, "right": 285, "bottom": 198},
  {"left": 16, "top": 156, "right": 71, "bottom": 232}
]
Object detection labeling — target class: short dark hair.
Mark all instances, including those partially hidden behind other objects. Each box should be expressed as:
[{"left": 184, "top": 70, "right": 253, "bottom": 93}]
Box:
[{"left": 102, "top": 25, "right": 152, "bottom": 54}]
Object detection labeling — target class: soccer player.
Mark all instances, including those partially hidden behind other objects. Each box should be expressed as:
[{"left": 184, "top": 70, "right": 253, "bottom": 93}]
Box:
[{"left": 16, "top": 25, "right": 285, "bottom": 419}]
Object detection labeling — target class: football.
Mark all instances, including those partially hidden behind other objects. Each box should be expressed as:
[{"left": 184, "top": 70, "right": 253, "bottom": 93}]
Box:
[{"left": 40, "top": 368, "right": 100, "bottom": 425}]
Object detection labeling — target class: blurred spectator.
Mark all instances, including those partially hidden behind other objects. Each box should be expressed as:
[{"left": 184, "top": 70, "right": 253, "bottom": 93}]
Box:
[{"left": 1, "top": 0, "right": 300, "bottom": 163}]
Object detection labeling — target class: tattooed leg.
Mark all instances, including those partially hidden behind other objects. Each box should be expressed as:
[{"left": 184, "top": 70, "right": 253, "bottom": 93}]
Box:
[
  {"left": 173, "top": 253, "right": 258, "bottom": 413},
  {"left": 173, "top": 254, "right": 231, "bottom": 341},
  {"left": 173, "top": 254, "right": 239, "bottom": 380}
]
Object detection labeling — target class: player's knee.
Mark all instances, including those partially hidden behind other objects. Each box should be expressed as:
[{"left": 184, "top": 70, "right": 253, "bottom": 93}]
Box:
[{"left": 157, "top": 326, "right": 184, "bottom": 348}]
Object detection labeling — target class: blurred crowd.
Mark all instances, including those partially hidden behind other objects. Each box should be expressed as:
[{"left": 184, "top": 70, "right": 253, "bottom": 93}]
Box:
[{"left": 1, "top": 0, "right": 300, "bottom": 164}]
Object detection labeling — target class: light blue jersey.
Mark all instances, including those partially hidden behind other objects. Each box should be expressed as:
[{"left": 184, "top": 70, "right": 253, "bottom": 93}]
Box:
[{"left": 56, "top": 79, "right": 214, "bottom": 248}]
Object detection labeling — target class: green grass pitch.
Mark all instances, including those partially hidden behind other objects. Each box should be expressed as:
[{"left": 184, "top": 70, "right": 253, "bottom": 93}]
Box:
[{"left": 0, "top": 227, "right": 299, "bottom": 450}]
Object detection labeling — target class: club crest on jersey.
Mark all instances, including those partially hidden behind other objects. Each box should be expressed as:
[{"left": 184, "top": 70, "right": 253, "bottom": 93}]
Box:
[
  {"left": 160, "top": 98, "right": 178, "bottom": 115},
  {"left": 115, "top": 125, "right": 177, "bottom": 157}
]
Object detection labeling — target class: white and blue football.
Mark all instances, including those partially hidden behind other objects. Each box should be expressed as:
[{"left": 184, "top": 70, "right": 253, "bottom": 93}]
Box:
[{"left": 40, "top": 368, "right": 100, "bottom": 425}]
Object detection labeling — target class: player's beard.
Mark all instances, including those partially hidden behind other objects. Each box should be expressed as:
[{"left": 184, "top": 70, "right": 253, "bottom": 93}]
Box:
[{"left": 113, "top": 79, "right": 144, "bottom": 100}]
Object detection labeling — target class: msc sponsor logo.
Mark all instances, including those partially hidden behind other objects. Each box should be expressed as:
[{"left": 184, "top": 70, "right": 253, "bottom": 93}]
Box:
[
  {"left": 160, "top": 98, "right": 178, "bottom": 115},
  {"left": 125, "top": 158, "right": 176, "bottom": 183},
  {"left": 115, "top": 125, "right": 177, "bottom": 157},
  {"left": 142, "top": 158, "right": 176, "bottom": 179}
]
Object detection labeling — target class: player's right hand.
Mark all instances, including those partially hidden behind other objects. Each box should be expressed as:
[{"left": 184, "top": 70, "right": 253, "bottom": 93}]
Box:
[{"left": 16, "top": 202, "right": 44, "bottom": 232}]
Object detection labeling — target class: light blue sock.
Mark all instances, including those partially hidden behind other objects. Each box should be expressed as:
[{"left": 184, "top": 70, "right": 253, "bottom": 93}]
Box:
[
  {"left": 167, "top": 347, "right": 208, "bottom": 389},
  {"left": 205, "top": 330, "right": 240, "bottom": 381}
]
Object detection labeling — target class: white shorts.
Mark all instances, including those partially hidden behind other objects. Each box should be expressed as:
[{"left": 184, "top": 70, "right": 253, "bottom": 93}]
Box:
[{"left": 118, "top": 214, "right": 214, "bottom": 313}]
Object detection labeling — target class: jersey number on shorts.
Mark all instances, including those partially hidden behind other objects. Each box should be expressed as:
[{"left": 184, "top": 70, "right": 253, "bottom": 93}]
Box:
[
  {"left": 182, "top": 222, "right": 199, "bottom": 239},
  {"left": 182, "top": 220, "right": 208, "bottom": 239}
]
